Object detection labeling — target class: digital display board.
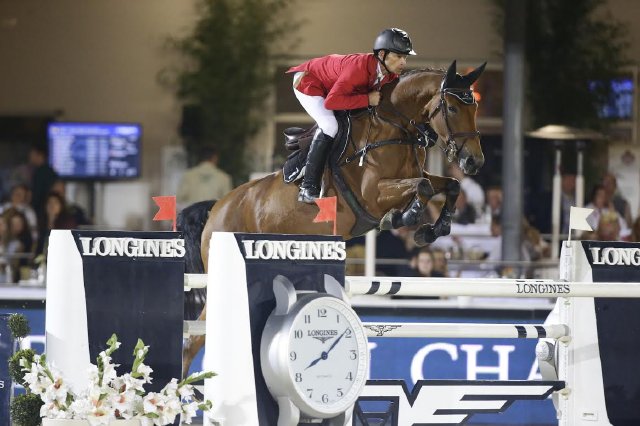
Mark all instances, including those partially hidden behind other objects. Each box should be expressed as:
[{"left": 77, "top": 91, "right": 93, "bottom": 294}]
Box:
[{"left": 48, "top": 122, "right": 141, "bottom": 180}]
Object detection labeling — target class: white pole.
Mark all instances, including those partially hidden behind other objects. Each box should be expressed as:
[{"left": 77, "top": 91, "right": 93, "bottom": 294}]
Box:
[
  {"left": 346, "top": 276, "right": 640, "bottom": 298},
  {"left": 363, "top": 322, "right": 569, "bottom": 340},
  {"left": 551, "top": 146, "right": 562, "bottom": 258},
  {"left": 364, "top": 229, "right": 377, "bottom": 277},
  {"left": 576, "top": 146, "right": 585, "bottom": 208}
]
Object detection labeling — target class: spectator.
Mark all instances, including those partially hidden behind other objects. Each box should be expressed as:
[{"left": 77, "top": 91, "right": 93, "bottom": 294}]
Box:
[
  {"left": 484, "top": 213, "right": 549, "bottom": 276},
  {"left": 51, "top": 179, "right": 92, "bottom": 226},
  {"left": 447, "top": 163, "right": 484, "bottom": 215},
  {"left": 29, "top": 144, "right": 59, "bottom": 219},
  {"left": 376, "top": 228, "right": 416, "bottom": 276},
  {"left": 601, "top": 172, "right": 633, "bottom": 228},
  {"left": 452, "top": 189, "right": 476, "bottom": 225},
  {"left": 585, "top": 184, "right": 630, "bottom": 239},
  {"left": 392, "top": 247, "right": 441, "bottom": 299},
  {"left": 591, "top": 211, "right": 622, "bottom": 241},
  {"left": 36, "top": 192, "right": 78, "bottom": 255},
  {"left": 3, "top": 209, "right": 34, "bottom": 282},
  {"left": 431, "top": 248, "right": 449, "bottom": 277},
  {"left": 0, "top": 184, "right": 38, "bottom": 243},
  {"left": 177, "top": 146, "right": 232, "bottom": 209},
  {"left": 479, "top": 186, "right": 503, "bottom": 224},
  {"left": 413, "top": 247, "right": 445, "bottom": 278}
]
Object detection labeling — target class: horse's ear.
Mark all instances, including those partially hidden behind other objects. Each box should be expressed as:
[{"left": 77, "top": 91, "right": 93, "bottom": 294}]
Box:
[
  {"left": 443, "top": 60, "right": 457, "bottom": 89},
  {"left": 462, "top": 62, "right": 487, "bottom": 86}
]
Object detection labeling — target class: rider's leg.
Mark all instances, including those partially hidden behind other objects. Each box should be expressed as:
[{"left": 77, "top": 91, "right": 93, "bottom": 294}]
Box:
[
  {"left": 293, "top": 84, "right": 338, "bottom": 203},
  {"left": 298, "top": 129, "right": 334, "bottom": 202}
]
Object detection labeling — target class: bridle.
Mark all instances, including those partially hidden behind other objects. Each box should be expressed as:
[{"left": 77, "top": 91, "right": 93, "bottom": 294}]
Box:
[
  {"left": 342, "top": 74, "right": 480, "bottom": 168},
  {"left": 426, "top": 82, "right": 481, "bottom": 163}
]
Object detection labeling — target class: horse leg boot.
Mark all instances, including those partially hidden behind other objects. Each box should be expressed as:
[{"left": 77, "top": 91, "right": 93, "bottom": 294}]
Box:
[
  {"left": 378, "top": 178, "right": 433, "bottom": 230},
  {"left": 415, "top": 175, "right": 460, "bottom": 245},
  {"left": 298, "top": 130, "right": 334, "bottom": 203}
]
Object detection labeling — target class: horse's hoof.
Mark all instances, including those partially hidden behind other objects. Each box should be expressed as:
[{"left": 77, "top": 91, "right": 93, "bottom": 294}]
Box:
[
  {"left": 414, "top": 224, "right": 437, "bottom": 246},
  {"left": 380, "top": 209, "right": 401, "bottom": 230}
]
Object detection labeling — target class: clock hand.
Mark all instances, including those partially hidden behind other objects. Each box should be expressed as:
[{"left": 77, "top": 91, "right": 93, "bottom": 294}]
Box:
[
  {"left": 304, "top": 328, "right": 349, "bottom": 370},
  {"left": 305, "top": 352, "right": 327, "bottom": 370},
  {"left": 326, "top": 328, "right": 348, "bottom": 355}
]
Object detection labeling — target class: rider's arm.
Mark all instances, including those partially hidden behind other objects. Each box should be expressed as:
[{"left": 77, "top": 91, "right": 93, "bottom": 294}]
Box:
[{"left": 324, "top": 65, "right": 370, "bottom": 110}]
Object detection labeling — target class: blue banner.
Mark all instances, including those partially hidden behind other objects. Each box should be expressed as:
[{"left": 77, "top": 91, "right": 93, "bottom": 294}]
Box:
[
  {"left": 364, "top": 313, "right": 556, "bottom": 425},
  {"left": 0, "top": 313, "right": 14, "bottom": 426}
]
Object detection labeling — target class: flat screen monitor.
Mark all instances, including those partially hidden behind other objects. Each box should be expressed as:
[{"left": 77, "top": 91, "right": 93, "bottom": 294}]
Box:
[
  {"left": 589, "top": 77, "right": 634, "bottom": 120},
  {"left": 48, "top": 122, "right": 141, "bottom": 180}
]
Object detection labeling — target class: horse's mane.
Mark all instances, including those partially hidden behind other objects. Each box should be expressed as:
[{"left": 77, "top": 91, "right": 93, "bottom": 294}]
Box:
[{"left": 400, "top": 67, "right": 445, "bottom": 80}]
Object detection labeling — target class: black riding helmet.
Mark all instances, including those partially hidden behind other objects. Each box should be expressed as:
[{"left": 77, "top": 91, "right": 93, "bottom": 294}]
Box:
[{"left": 373, "top": 28, "right": 416, "bottom": 56}]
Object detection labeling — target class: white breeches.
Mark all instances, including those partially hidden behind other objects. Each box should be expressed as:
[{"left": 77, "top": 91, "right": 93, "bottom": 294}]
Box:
[{"left": 293, "top": 72, "right": 338, "bottom": 138}]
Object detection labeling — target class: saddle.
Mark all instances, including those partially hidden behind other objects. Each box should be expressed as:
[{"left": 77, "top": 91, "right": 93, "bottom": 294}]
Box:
[{"left": 281, "top": 112, "right": 350, "bottom": 184}]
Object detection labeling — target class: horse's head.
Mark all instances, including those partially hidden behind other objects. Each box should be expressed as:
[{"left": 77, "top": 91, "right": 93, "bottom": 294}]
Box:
[
  {"left": 426, "top": 60, "right": 486, "bottom": 175},
  {"left": 392, "top": 61, "right": 486, "bottom": 175}
]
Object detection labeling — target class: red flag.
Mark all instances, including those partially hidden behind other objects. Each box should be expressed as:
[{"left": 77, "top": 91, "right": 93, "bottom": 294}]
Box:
[
  {"left": 313, "top": 196, "right": 337, "bottom": 235},
  {"left": 152, "top": 196, "right": 177, "bottom": 231}
]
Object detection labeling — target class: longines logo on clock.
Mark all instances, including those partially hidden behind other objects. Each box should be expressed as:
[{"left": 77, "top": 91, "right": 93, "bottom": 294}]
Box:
[{"left": 307, "top": 329, "right": 338, "bottom": 344}]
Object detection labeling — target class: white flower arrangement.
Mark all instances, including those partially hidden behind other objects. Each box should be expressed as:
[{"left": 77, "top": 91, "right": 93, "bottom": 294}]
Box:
[{"left": 19, "top": 334, "right": 215, "bottom": 426}]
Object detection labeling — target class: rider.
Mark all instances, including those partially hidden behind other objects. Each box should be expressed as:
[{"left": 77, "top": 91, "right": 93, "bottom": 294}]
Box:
[{"left": 288, "top": 28, "right": 416, "bottom": 203}]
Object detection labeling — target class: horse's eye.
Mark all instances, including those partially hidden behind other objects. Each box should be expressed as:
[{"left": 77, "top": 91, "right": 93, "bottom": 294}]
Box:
[{"left": 448, "top": 105, "right": 457, "bottom": 114}]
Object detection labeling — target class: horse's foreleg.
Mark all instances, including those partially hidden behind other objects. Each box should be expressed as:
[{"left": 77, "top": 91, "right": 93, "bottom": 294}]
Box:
[
  {"left": 414, "top": 173, "right": 460, "bottom": 245},
  {"left": 377, "top": 178, "right": 434, "bottom": 230},
  {"left": 182, "top": 304, "right": 207, "bottom": 378}
]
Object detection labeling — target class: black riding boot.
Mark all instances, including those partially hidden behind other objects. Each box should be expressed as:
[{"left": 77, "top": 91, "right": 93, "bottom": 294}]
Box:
[{"left": 298, "top": 131, "right": 334, "bottom": 203}]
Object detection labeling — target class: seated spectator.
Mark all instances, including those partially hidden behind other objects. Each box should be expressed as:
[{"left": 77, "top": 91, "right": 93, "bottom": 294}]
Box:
[
  {"left": 51, "top": 179, "right": 92, "bottom": 226},
  {"left": 3, "top": 209, "right": 34, "bottom": 282},
  {"left": 376, "top": 227, "right": 416, "bottom": 276},
  {"left": 585, "top": 184, "right": 630, "bottom": 240},
  {"left": 601, "top": 172, "right": 632, "bottom": 228},
  {"left": 583, "top": 211, "right": 622, "bottom": 241},
  {"left": 431, "top": 248, "right": 449, "bottom": 277},
  {"left": 479, "top": 186, "right": 503, "bottom": 224},
  {"left": 413, "top": 247, "right": 445, "bottom": 278},
  {"left": 36, "top": 192, "right": 78, "bottom": 255},
  {"left": 392, "top": 247, "right": 441, "bottom": 299},
  {"left": 452, "top": 189, "right": 476, "bottom": 225},
  {"left": 484, "top": 213, "right": 549, "bottom": 277},
  {"left": 0, "top": 184, "right": 38, "bottom": 244}
]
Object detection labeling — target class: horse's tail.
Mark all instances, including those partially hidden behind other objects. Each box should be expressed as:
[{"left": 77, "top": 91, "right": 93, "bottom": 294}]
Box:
[{"left": 177, "top": 199, "right": 215, "bottom": 320}]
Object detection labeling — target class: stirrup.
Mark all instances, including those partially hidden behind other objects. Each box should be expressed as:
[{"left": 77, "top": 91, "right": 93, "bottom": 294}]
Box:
[{"left": 298, "top": 187, "right": 319, "bottom": 204}]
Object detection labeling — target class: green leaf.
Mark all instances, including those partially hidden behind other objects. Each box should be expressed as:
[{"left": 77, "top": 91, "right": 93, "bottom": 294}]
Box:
[{"left": 8, "top": 313, "right": 30, "bottom": 339}]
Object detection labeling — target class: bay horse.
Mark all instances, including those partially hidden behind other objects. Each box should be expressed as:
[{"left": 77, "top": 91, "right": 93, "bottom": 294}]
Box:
[{"left": 180, "top": 60, "right": 486, "bottom": 376}]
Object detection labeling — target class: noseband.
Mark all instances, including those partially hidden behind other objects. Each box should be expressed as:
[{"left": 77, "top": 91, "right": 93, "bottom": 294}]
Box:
[{"left": 426, "top": 85, "right": 481, "bottom": 162}]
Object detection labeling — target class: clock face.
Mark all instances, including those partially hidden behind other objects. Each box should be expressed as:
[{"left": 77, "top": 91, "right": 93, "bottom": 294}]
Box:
[{"left": 286, "top": 297, "right": 368, "bottom": 414}]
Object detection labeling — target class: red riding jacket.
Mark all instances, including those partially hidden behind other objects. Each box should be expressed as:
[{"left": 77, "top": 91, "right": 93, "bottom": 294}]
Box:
[{"left": 287, "top": 53, "right": 398, "bottom": 110}]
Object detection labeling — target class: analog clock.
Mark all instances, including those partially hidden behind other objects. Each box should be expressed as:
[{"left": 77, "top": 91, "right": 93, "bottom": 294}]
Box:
[{"left": 261, "top": 275, "right": 368, "bottom": 425}]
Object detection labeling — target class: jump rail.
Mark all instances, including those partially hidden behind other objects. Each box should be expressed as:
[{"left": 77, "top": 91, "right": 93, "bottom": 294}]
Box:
[
  {"left": 362, "top": 322, "right": 570, "bottom": 340},
  {"left": 346, "top": 277, "right": 640, "bottom": 298}
]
